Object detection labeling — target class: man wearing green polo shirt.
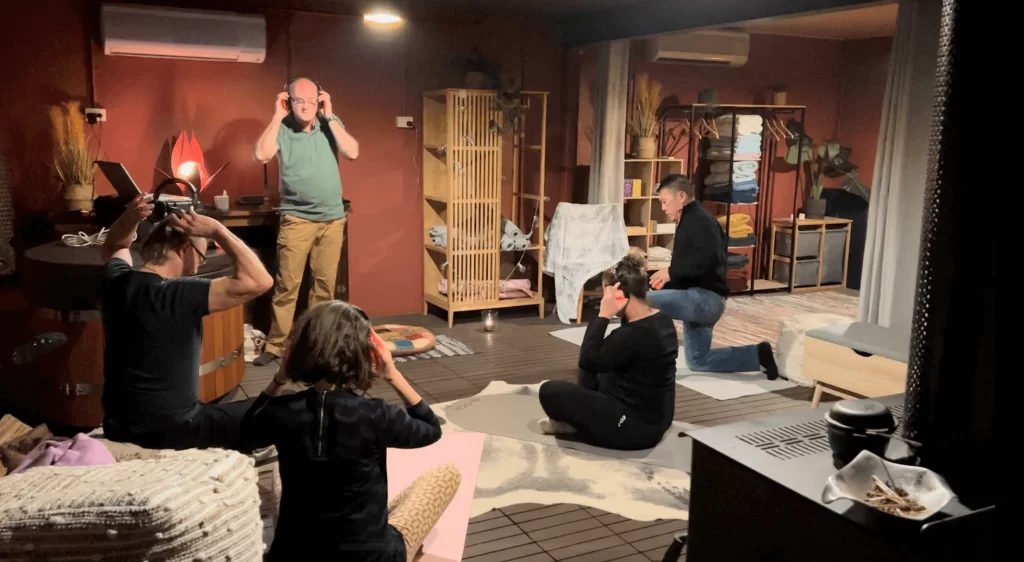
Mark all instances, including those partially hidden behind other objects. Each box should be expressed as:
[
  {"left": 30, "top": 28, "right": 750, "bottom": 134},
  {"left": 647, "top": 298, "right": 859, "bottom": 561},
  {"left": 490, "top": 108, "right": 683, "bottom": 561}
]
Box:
[{"left": 252, "top": 77, "right": 360, "bottom": 366}]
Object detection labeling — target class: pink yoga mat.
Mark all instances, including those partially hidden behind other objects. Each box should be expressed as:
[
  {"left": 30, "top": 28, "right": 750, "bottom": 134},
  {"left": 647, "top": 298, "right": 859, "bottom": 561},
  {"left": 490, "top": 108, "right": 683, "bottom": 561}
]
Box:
[{"left": 387, "top": 432, "right": 485, "bottom": 562}]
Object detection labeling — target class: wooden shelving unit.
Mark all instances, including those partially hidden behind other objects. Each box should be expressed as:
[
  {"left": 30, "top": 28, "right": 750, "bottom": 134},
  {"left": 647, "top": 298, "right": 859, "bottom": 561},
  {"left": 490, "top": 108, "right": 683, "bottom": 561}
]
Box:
[
  {"left": 422, "top": 89, "right": 548, "bottom": 326},
  {"left": 623, "top": 158, "right": 684, "bottom": 270},
  {"left": 767, "top": 218, "right": 853, "bottom": 292}
]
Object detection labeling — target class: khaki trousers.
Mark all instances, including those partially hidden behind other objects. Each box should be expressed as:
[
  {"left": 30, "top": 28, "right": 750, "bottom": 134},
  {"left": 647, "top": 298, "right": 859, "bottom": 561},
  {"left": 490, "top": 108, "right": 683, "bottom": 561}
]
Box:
[{"left": 266, "top": 215, "right": 346, "bottom": 355}]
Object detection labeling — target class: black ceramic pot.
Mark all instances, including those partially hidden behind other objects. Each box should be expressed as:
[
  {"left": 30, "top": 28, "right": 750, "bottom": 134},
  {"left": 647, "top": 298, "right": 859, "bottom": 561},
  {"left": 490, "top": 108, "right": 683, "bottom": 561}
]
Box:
[{"left": 824, "top": 399, "right": 896, "bottom": 466}]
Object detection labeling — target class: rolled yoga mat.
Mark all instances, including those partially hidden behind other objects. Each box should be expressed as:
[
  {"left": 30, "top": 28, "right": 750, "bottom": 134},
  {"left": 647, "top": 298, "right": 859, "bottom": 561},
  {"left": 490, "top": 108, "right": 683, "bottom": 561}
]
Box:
[{"left": 444, "top": 388, "right": 694, "bottom": 473}]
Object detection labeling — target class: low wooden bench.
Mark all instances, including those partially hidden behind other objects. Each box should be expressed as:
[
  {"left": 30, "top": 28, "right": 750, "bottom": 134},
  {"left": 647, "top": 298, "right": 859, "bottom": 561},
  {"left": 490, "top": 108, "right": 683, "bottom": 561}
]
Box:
[{"left": 803, "top": 321, "right": 910, "bottom": 407}]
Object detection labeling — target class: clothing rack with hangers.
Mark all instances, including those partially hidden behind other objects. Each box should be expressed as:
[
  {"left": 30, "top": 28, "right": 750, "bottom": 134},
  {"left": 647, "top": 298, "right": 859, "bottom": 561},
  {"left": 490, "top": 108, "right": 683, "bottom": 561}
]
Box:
[{"left": 658, "top": 104, "right": 808, "bottom": 295}]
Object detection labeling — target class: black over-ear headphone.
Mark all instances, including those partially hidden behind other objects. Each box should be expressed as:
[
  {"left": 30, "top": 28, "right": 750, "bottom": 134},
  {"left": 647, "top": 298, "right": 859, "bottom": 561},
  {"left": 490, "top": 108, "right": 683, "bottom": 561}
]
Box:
[
  {"left": 284, "top": 77, "right": 323, "bottom": 111},
  {"left": 148, "top": 177, "right": 202, "bottom": 223}
]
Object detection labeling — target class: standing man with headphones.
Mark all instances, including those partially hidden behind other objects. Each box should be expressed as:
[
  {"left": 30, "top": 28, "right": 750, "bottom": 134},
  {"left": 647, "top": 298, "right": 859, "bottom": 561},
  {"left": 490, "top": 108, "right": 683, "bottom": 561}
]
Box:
[{"left": 252, "top": 77, "right": 359, "bottom": 366}]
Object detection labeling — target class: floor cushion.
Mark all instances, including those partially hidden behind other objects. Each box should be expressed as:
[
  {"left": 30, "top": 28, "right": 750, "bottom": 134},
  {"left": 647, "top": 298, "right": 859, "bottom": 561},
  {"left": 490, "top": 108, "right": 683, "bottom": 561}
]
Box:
[
  {"left": 373, "top": 324, "right": 437, "bottom": 357},
  {"left": 775, "top": 313, "right": 853, "bottom": 387},
  {"left": 0, "top": 449, "right": 264, "bottom": 561}
]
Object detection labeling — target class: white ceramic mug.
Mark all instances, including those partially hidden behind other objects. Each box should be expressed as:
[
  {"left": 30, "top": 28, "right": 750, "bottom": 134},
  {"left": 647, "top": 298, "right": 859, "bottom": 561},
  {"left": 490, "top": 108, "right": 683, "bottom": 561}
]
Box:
[{"left": 214, "top": 191, "right": 230, "bottom": 212}]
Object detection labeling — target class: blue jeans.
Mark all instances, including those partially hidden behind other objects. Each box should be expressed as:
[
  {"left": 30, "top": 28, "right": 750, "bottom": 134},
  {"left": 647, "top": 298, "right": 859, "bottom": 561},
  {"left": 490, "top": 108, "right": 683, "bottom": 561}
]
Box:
[{"left": 646, "top": 288, "right": 761, "bottom": 373}]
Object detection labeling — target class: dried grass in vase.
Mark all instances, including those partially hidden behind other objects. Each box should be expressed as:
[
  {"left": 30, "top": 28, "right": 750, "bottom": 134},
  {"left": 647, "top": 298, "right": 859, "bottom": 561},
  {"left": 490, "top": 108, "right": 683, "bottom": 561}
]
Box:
[
  {"left": 627, "top": 73, "right": 664, "bottom": 139},
  {"left": 48, "top": 101, "right": 96, "bottom": 188}
]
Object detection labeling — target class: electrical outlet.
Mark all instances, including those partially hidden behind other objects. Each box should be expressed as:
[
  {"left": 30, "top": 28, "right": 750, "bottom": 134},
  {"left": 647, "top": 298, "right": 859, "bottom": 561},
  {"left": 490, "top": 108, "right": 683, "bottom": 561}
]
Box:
[
  {"left": 85, "top": 108, "right": 107, "bottom": 123},
  {"left": 395, "top": 116, "right": 414, "bottom": 129}
]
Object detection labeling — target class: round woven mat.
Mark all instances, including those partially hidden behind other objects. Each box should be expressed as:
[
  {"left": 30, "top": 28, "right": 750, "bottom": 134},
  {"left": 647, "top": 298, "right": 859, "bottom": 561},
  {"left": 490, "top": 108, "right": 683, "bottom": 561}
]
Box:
[{"left": 372, "top": 324, "right": 436, "bottom": 357}]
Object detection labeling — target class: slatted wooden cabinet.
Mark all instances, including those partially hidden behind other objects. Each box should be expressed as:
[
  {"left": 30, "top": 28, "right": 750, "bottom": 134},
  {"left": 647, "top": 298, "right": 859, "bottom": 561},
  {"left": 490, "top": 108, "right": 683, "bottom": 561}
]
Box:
[{"left": 422, "top": 89, "right": 548, "bottom": 326}]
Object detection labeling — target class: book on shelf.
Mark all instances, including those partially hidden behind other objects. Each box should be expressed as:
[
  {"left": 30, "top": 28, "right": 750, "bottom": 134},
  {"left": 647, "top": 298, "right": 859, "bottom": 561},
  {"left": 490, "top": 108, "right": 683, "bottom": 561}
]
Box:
[{"left": 623, "top": 179, "right": 642, "bottom": 198}]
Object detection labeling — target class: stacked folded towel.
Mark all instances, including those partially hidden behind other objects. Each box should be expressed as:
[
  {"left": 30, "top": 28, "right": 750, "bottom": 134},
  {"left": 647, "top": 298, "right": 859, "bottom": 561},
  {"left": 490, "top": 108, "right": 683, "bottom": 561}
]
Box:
[
  {"left": 706, "top": 147, "right": 761, "bottom": 161},
  {"left": 709, "top": 115, "right": 764, "bottom": 161},
  {"left": 727, "top": 252, "right": 750, "bottom": 269},
  {"left": 706, "top": 161, "right": 758, "bottom": 185},
  {"left": 500, "top": 217, "right": 530, "bottom": 251},
  {"left": 715, "top": 114, "right": 763, "bottom": 136},
  {"left": 728, "top": 234, "right": 757, "bottom": 247},
  {"left": 647, "top": 245, "right": 672, "bottom": 268},
  {"left": 429, "top": 225, "right": 448, "bottom": 247},
  {"left": 716, "top": 214, "right": 753, "bottom": 238},
  {"left": 705, "top": 182, "right": 758, "bottom": 195},
  {"left": 709, "top": 160, "right": 758, "bottom": 176},
  {"left": 710, "top": 134, "right": 761, "bottom": 155},
  {"left": 709, "top": 191, "right": 758, "bottom": 204}
]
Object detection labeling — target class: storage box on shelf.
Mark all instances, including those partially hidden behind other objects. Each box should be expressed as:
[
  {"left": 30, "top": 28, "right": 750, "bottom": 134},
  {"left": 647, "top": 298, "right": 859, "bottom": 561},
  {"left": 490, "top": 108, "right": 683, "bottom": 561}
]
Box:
[
  {"left": 422, "top": 89, "right": 548, "bottom": 326},
  {"left": 768, "top": 217, "right": 852, "bottom": 291}
]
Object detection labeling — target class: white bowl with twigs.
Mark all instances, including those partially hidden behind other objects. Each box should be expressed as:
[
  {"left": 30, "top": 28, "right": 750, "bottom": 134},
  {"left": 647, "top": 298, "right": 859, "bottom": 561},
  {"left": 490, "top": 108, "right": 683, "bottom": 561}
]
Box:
[{"left": 822, "top": 450, "right": 956, "bottom": 521}]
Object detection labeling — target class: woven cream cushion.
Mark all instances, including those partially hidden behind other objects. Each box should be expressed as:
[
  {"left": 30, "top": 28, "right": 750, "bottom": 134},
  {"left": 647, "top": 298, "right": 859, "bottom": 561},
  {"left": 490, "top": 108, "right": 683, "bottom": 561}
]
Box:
[
  {"left": 776, "top": 313, "right": 852, "bottom": 387},
  {"left": 0, "top": 449, "right": 264, "bottom": 561}
]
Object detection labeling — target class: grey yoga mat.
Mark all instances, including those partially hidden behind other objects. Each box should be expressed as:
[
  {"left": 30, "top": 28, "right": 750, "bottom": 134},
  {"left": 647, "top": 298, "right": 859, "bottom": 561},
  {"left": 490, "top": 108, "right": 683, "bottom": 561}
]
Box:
[{"left": 444, "top": 391, "right": 693, "bottom": 473}]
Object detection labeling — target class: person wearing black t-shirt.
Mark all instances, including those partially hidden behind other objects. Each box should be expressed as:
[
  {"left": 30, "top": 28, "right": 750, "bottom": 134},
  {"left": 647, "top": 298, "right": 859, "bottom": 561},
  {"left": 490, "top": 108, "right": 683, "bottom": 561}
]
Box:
[
  {"left": 648, "top": 175, "right": 779, "bottom": 379},
  {"left": 99, "top": 194, "right": 274, "bottom": 451},
  {"left": 537, "top": 254, "right": 679, "bottom": 451}
]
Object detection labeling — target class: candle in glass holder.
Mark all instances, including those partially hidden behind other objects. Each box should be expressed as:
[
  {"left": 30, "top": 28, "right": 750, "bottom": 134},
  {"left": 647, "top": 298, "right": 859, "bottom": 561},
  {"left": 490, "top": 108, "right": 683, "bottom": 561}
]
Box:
[{"left": 482, "top": 310, "right": 498, "bottom": 332}]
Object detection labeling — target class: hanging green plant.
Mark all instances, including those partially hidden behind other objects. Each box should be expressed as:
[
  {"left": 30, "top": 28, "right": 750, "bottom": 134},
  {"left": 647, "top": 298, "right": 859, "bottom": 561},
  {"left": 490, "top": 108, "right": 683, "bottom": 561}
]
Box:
[
  {"left": 490, "top": 88, "right": 523, "bottom": 135},
  {"left": 450, "top": 49, "right": 522, "bottom": 135}
]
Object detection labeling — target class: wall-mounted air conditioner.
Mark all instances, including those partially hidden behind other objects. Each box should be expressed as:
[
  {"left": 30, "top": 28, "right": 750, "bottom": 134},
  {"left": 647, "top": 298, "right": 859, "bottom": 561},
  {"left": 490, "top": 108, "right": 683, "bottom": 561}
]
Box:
[
  {"left": 644, "top": 31, "right": 750, "bottom": 67},
  {"left": 101, "top": 3, "right": 266, "bottom": 63}
]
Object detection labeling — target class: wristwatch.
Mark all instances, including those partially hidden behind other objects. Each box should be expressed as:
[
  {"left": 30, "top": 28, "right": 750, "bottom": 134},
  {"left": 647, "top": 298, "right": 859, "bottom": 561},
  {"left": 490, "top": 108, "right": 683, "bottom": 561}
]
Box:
[{"left": 327, "top": 114, "right": 344, "bottom": 127}]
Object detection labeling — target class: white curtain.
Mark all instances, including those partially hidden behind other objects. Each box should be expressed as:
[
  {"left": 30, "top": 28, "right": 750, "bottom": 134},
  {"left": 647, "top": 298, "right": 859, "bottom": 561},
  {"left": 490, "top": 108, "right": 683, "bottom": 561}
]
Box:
[
  {"left": 588, "top": 40, "right": 629, "bottom": 205},
  {"left": 858, "top": 0, "right": 941, "bottom": 335}
]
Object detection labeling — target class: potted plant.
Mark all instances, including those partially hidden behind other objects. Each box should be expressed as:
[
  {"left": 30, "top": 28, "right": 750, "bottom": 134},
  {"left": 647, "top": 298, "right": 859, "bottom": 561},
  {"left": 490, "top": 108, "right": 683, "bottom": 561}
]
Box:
[
  {"left": 48, "top": 101, "right": 97, "bottom": 212},
  {"left": 786, "top": 132, "right": 868, "bottom": 219},
  {"left": 450, "top": 50, "right": 522, "bottom": 135},
  {"left": 627, "top": 73, "right": 664, "bottom": 159}
]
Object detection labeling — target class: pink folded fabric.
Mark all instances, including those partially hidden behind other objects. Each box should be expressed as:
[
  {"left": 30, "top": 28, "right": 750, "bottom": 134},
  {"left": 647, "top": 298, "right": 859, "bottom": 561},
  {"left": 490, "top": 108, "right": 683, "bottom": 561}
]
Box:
[{"left": 10, "top": 433, "right": 115, "bottom": 474}]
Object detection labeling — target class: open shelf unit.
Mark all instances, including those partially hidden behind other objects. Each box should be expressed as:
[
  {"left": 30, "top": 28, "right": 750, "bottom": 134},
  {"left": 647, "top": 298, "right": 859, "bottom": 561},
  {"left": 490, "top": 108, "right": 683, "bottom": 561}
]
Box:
[
  {"left": 623, "top": 158, "right": 684, "bottom": 271},
  {"left": 422, "top": 89, "right": 548, "bottom": 326}
]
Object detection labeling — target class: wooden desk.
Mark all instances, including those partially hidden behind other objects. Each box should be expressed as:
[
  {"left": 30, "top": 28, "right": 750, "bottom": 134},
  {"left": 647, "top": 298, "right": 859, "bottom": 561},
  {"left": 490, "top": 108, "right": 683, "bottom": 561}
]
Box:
[{"left": 205, "top": 207, "right": 280, "bottom": 228}]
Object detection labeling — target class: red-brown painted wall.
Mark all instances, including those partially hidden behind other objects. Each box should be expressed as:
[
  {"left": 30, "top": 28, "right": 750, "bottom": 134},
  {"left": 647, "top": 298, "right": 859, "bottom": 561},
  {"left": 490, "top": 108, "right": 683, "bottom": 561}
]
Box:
[
  {"left": 575, "top": 34, "right": 891, "bottom": 217},
  {"left": 838, "top": 37, "right": 893, "bottom": 188},
  {"left": 0, "top": 0, "right": 568, "bottom": 315}
]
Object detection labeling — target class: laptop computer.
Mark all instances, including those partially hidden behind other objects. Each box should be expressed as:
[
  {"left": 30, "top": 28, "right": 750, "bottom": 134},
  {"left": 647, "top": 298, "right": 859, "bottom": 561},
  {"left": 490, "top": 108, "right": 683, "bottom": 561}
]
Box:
[{"left": 95, "top": 161, "right": 143, "bottom": 200}]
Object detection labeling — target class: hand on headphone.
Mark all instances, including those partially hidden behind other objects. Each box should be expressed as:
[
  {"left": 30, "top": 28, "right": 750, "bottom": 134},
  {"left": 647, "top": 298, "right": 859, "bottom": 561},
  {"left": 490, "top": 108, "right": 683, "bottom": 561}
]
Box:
[
  {"left": 274, "top": 91, "right": 289, "bottom": 120},
  {"left": 124, "top": 193, "right": 154, "bottom": 225},
  {"left": 317, "top": 90, "right": 333, "bottom": 119},
  {"left": 599, "top": 282, "right": 629, "bottom": 318}
]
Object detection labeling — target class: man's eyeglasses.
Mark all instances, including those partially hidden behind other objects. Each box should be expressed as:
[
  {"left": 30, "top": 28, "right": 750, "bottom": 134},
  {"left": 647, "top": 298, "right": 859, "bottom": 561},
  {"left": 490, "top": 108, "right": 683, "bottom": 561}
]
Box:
[
  {"left": 189, "top": 240, "right": 208, "bottom": 265},
  {"left": 290, "top": 98, "right": 318, "bottom": 108}
]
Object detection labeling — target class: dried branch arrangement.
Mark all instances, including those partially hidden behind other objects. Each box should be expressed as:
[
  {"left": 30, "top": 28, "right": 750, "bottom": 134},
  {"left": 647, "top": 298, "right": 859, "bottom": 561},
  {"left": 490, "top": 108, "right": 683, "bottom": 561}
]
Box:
[
  {"left": 627, "top": 73, "right": 664, "bottom": 138},
  {"left": 48, "top": 101, "right": 96, "bottom": 187}
]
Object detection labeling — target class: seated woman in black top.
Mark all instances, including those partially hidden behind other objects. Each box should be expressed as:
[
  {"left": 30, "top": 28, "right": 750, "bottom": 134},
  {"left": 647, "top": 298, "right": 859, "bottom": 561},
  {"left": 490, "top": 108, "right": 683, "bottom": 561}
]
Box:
[
  {"left": 242, "top": 301, "right": 461, "bottom": 562},
  {"left": 539, "top": 254, "right": 679, "bottom": 450}
]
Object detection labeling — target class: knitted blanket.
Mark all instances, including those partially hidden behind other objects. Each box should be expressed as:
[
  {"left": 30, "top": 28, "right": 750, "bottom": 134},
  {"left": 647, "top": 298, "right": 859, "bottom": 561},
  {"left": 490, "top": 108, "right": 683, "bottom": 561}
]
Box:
[{"left": 0, "top": 449, "right": 264, "bottom": 561}]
